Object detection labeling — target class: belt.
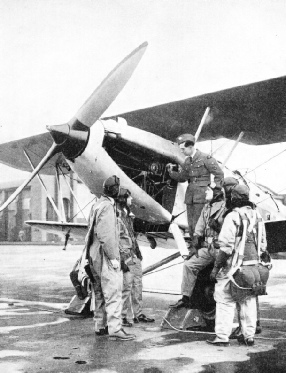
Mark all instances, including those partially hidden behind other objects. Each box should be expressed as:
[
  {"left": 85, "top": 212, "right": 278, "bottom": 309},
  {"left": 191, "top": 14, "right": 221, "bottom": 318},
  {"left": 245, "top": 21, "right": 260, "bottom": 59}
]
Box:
[
  {"left": 242, "top": 260, "right": 259, "bottom": 265},
  {"left": 188, "top": 176, "right": 210, "bottom": 183}
]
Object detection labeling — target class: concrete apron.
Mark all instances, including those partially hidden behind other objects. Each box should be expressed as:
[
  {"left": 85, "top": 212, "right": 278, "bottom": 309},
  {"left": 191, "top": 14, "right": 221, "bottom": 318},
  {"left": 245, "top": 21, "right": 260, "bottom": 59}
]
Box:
[{"left": 1, "top": 245, "right": 286, "bottom": 372}]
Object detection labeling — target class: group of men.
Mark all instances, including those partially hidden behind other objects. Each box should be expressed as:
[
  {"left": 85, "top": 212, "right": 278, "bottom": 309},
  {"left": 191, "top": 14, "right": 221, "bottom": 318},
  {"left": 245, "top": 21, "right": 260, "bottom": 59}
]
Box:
[
  {"left": 85, "top": 175, "right": 154, "bottom": 341},
  {"left": 82, "top": 132, "right": 270, "bottom": 346},
  {"left": 167, "top": 134, "right": 269, "bottom": 347}
]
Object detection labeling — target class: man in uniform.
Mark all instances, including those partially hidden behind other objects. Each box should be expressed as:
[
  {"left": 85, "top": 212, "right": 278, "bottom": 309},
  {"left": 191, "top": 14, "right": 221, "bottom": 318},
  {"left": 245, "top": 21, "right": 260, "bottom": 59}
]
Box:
[
  {"left": 170, "top": 184, "right": 225, "bottom": 310},
  {"left": 207, "top": 185, "right": 267, "bottom": 347},
  {"left": 87, "top": 175, "right": 135, "bottom": 341},
  {"left": 167, "top": 134, "right": 224, "bottom": 244}
]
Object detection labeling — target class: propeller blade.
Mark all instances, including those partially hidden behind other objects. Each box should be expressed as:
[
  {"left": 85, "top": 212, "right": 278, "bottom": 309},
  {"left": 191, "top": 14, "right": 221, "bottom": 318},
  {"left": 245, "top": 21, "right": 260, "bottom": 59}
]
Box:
[
  {"left": 71, "top": 41, "right": 148, "bottom": 129},
  {"left": 0, "top": 143, "right": 60, "bottom": 212}
]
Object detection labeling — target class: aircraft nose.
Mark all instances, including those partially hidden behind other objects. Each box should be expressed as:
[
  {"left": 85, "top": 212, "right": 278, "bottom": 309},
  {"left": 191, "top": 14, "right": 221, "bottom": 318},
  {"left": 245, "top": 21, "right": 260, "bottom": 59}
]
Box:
[{"left": 47, "top": 123, "right": 88, "bottom": 145}]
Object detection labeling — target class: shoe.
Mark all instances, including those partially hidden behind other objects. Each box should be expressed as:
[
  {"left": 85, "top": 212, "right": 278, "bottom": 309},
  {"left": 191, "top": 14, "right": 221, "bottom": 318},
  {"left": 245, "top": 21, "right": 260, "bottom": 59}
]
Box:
[
  {"left": 237, "top": 335, "right": 255, "bottom": 346},
  {"left": 122, "top": 317, "right": 133, "bottom": 327},
  {"left": 245, "top": 338, "right": 255, "bottom": 346},
  {"left": 169, "top": 296, "right": 190, "bottom": 309},
  {"left": 95, "top": 326, "right": 108, "bottom": 336},
  {"left": 206, "top": 338, "right": 229, "bottom": 347},
  {"left": 229, "top": 326, "right": 242, "bottom": 340},
  {"left": 109, "top": 328, "right": 136, "bottom": 341},
  {"left": 134, "top": 314, "right": 155, "bottom": 323}
]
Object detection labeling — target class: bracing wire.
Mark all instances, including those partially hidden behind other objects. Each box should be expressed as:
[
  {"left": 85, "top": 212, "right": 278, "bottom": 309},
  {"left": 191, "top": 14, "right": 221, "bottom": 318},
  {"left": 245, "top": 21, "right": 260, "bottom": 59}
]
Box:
[{"left": 242, "top": 148, "right": 286, "bottom": 178}]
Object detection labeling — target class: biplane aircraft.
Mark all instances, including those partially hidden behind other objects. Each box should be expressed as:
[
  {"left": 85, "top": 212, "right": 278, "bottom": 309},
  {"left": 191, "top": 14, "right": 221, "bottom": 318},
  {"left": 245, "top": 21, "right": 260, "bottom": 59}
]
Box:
[
  {"left": 0, "top": 42, "right": 285, "bottom": 254},
  {"left": 0, "top": 41, "right": 285, "bottom": 253}
]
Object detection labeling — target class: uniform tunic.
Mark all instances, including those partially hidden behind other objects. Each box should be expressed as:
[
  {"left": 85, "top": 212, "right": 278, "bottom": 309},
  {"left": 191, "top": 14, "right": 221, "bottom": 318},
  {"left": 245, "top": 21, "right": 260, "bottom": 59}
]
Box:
[
  {"left": 87, "top": 195, "right": 123, "bottom": 334},
  {"left": 214, "top": 206, "right": 267, "bottom": 342},
  {"left": 169, "top": 150, "right": 224, "bottom": 237}
]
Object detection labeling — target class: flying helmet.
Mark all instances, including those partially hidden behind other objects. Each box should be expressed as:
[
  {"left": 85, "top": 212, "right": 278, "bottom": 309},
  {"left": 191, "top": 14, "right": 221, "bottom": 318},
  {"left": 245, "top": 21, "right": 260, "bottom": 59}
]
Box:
[
  {"left": 231, "top": 184, "right": 250, "bottom": 201},
  {"left": 103, "top": 175, "right": 120, "bottom": 198},
  {"left": 223, "top": 177, "right": 239, "bottom": 194}
]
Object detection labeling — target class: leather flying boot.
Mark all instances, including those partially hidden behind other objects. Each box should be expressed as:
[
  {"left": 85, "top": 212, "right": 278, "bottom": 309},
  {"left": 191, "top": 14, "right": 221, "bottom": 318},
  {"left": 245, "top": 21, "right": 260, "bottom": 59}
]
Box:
[
  {"left": 133, "top": 314, "right": 155, "bottom": 323},
  {"left": 169, "top": 295, "right": 191, "bottom": 309},
  {"left": 186, "top": 325, "right": 215, "bottom": 332}
]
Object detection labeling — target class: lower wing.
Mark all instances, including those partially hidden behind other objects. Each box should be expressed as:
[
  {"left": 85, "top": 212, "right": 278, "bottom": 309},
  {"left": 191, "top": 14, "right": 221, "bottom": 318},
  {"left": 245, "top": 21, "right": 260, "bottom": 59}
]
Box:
[{"left": 25, "top": 220, "right": 88, "bottom": 239}]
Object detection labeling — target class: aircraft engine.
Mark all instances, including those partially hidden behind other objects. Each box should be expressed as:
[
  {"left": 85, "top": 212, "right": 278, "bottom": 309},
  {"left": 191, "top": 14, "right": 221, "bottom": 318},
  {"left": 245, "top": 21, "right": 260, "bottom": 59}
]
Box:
[{"left": 101, "top": 118, "right": 188, "bottom": 231}]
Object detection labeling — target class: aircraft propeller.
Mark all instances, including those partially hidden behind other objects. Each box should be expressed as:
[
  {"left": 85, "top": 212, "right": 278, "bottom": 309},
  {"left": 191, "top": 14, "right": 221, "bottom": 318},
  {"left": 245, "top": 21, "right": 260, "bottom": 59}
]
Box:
[{"left": 0, "top": 42, "right": 148, "bottom": 212}]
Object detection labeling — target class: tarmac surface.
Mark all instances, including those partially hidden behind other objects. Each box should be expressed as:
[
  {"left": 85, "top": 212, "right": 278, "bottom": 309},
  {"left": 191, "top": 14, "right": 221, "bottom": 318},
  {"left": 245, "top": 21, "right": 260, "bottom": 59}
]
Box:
[{"left": 1, "top": 244, "right": 286, "bottom": 373}]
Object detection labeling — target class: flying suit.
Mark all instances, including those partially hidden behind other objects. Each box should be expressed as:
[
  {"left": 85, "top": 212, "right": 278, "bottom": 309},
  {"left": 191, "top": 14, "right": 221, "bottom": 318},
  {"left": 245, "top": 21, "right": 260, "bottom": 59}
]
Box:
[
  {"left": 214, "top": 206, "right": 267, "bottom": 343},
  {"left": 118, "top": 208, "right": 143, "bottom": 319},
  {"left": 181, "top": 199, "right": 226, "bottom": 298},
  {"left": 169, "top": 150, "right": 224, "bottom": 238},
  {"left": 87, "top": 195, "right": 122, "bottom": 335}
]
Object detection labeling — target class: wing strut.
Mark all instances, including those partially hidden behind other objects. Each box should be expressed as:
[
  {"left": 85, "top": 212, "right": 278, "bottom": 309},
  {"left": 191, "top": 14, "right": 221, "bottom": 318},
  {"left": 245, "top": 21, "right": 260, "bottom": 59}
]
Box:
[
  {"left": 56, "top": 165, "right": 67, "bottom": 223},
  {"left": 169, "top": 223, "right": 189, "bottom": 257},
  {"left": 57, "top": 166, "right": 87, "bottom": 222},
  {"left": 23, "top": 149, "right": 64, "bottom": 222},
  {"left": 222, "top": 132, "right": 244, "bottom": 169},
  {"left": 0, "top": 143, "right": 60, "bottom": 213},
  {"left": 194, "top": 107, "right": 210, "bottom": 141}
]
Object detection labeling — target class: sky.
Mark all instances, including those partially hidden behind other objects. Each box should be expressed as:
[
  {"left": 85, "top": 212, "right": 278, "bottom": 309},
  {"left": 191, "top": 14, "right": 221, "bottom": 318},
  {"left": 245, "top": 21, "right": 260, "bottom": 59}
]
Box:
[{"left": 1, "top": 0, "right": 286, "bottom": 192}]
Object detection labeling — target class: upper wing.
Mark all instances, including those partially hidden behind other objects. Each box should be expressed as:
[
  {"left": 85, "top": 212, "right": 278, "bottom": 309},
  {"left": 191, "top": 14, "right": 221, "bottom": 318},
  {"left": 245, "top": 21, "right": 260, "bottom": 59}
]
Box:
[
  {"left": 1, "top": 75, "right": 286, "bottom": 173},
  {"left": 0, "top": 132, "right": 69, "bottom": 175},
  {"left": 107, "top": 75, "right": 286, "bottom": 145}
]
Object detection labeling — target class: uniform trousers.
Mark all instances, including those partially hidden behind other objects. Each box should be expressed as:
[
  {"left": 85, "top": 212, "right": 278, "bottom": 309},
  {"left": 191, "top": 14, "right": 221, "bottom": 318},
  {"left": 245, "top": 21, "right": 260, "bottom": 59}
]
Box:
[
  {"left": 214, "top": 275, "right": 257, "bottom": 342},
  {"left": 121, "top": 258, "right": 142, "bottom": 318},
  {"left": 182, "top": 246, "right": 217, "bottom": 297},
  {"left": 186, "top": 203, "right": 205, "bottom": 238},
  {"left": 91, "top": 254, "right": 123, "bottom": 334}
]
